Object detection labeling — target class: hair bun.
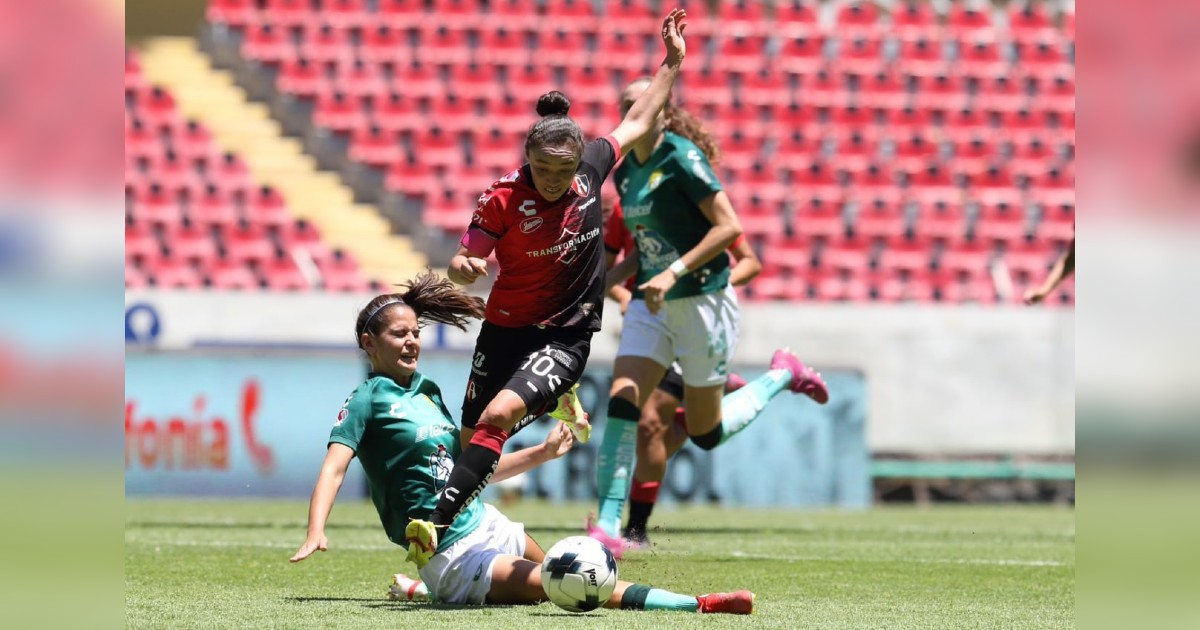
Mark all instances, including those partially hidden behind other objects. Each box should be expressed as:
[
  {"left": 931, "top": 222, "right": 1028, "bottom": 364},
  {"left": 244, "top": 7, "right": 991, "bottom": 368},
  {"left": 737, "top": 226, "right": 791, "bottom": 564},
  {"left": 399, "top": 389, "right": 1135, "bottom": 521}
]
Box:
[{"left": 535, "top": 91, "right": 571, "bottom": 117}]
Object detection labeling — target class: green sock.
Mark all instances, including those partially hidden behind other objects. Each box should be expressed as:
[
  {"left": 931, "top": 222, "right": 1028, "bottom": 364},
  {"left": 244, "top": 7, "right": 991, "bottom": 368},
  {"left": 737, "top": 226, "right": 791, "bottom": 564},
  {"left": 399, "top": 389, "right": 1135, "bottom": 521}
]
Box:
[
  {"left": 620, "top": 583, "right": 699, "bottom": 612},
  {"left": 595, "top": 397, "right": 640, "bottom": 537},
  {"left": 718, "top": 368, "right": 791, "bottom": 446}
]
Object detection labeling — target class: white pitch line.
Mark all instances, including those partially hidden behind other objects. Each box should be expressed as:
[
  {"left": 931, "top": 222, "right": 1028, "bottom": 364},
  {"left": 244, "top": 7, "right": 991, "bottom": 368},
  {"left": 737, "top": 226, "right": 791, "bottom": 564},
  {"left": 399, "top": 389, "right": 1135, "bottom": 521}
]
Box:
[{"left": 727, "top": 551, "right": 1071, "bottom": 568}]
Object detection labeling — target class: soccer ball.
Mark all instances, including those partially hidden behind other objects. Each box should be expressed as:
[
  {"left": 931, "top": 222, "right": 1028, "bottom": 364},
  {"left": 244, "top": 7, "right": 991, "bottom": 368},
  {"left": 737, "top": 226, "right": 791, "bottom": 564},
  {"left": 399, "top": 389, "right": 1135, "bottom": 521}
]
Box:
[{"left": 540, "top": 536, "right": 618, "bottom": 612}]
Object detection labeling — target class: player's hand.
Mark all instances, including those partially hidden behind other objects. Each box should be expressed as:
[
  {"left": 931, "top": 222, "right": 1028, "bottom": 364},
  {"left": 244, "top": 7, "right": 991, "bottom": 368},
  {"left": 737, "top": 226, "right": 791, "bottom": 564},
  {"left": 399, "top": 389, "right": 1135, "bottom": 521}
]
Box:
[
  {"left": 618, "top": 291, "right": 632, "bottom": 316},
  {"left": 451, "top": 255, "right": 489, "bottom": 284},
  {"left": 542, "top": 421, "right": 576, "bottom": 460},
  {"left": 639, "top": 269, "right": 677, "bottom": 314},
  {"left": 1023, "top": 288, "right": 1047, "bottom": 305},
  {"left": 290, "top": 534, "right": 328, "bottom": 562},
  {"left": 661, "top": 8, "right": 687, "bottom": 67}
]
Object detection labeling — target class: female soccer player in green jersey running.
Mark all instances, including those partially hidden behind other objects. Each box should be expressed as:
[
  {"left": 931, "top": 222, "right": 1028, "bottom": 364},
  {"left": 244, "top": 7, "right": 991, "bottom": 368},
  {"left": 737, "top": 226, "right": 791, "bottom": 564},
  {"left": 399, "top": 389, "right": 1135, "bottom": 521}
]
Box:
[
  {"left": 589, "top": 80, "right": 832, "bottom": 555},
  {"left": 290, "top": 272, "right": 753, "bottom": 614}
]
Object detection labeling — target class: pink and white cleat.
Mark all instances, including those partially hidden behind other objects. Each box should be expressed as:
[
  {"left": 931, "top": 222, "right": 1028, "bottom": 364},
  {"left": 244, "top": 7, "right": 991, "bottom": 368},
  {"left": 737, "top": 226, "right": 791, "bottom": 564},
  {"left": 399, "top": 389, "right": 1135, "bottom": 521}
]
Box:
[
  {"left": 724, "top": 373, "right": 748, "bottom": 393},
  {"left": 770, "top": 348, "right": 829, "bottom": 404},
  {"left": 585, "top": 513, "right": 626, "bottom": 560}
]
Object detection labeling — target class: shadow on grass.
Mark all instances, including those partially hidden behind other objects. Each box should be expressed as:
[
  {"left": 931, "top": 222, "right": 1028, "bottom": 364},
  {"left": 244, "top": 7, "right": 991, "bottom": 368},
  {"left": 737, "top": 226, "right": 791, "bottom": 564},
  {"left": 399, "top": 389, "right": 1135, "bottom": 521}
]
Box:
[{"left": 287, "top": 597, "right": 518, "bottom": 612}]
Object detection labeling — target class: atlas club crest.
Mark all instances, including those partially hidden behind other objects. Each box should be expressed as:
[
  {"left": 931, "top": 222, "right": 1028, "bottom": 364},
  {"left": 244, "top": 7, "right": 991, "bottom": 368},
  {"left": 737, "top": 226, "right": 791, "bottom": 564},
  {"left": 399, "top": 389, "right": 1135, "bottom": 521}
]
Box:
[{"left": 571, "top": 173, "right": 590, "bottom": 197}]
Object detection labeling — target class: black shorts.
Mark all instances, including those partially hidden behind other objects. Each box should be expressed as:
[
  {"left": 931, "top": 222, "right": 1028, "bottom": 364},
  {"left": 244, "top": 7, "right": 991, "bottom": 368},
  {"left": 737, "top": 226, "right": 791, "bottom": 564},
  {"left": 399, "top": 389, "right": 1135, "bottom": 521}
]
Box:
[
  {"left": 655, "top": 362, "right": 685, "bottom": 401},
  {"left": 461, "top": 321, "right": 592, "bottom": 432}
]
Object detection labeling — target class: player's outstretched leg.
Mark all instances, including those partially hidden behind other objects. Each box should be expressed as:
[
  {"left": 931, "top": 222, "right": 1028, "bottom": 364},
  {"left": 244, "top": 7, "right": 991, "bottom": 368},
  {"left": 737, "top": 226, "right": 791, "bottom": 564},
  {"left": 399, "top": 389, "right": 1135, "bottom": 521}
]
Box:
[
  {"left": 615, "top": 582, "right": 755, "bottom": 615},
  {"left": 689, "top": 348, "right": 828, "bottom": 451}
]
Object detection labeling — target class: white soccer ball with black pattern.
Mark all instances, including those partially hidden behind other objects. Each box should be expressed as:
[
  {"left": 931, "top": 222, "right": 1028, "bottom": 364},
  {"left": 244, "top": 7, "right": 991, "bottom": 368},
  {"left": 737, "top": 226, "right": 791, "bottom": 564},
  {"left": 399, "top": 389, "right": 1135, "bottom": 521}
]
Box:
[{"left": 540, "top": 536, "right": 618, "bottom": 612}]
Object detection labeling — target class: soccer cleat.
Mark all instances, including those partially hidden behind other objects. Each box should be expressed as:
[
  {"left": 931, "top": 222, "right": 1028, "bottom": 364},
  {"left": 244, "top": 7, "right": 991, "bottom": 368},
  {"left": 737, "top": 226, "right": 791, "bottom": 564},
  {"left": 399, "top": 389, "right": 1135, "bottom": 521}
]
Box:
[
  {"left": 585, "top": 512, "right": 625, "bottom": 559},
  {"left": 550, "top": 383, "right": 591, "bottom": 443},
  {"left": 724, "top": 372, "right": 748, "bottom": 393},
  {"left": 770, "top": 347, "right": 829, "bottom": 404},
  {"left": 697, "top": 590, "right": 756, "bottom": 615},
  {"left": 387, "top": 573, "right": 430, "bottom": 602},
  {"left": 404, "top": 519, "right": 438, "bottom": 568},
  {"left": 621, "top": 527, "right": 652, "bottom": 551}
]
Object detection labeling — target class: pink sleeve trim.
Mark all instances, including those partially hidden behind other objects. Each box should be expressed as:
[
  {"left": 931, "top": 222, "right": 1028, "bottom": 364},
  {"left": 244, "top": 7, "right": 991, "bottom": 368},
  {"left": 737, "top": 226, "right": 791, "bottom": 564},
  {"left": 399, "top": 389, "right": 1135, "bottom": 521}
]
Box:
[
  {"left": 604, "top": 134, "right": 621, "bottom": 160},
  {"left": 460, "top": 226, "right": 498, "bottom": 258}
]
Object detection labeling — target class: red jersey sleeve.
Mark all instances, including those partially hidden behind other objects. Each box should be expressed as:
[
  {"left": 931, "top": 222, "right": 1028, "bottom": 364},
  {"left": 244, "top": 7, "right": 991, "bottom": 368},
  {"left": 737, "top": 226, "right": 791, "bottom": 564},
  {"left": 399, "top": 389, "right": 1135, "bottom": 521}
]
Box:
[
  {"left": 470, "top": 185, "right": 511, "bottom": 239},
  {"left": 604, "top": 199, "right": 630, "bottom": 253}
]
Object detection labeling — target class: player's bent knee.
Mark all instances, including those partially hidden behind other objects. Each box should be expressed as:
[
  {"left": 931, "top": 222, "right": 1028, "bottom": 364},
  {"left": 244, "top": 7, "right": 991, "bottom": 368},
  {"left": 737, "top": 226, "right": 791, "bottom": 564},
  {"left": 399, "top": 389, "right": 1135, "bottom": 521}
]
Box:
[{"left": 690, "top": 424, "right": 723, "bottom": 451}]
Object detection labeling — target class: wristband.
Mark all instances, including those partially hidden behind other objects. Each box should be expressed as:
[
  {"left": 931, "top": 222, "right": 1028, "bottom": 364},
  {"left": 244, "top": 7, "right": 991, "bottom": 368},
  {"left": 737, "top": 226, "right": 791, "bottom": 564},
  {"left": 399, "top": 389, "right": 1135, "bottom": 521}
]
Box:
[{"left": 669, "top": 259, "right": 689, "bottom": 277}]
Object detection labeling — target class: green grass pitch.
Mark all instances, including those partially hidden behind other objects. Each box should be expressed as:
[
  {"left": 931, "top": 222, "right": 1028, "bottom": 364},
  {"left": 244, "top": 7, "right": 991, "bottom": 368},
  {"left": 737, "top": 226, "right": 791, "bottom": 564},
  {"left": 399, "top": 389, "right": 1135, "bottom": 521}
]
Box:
[{"left": 126, "top": 500, "right": 1074, "bottom": 629}]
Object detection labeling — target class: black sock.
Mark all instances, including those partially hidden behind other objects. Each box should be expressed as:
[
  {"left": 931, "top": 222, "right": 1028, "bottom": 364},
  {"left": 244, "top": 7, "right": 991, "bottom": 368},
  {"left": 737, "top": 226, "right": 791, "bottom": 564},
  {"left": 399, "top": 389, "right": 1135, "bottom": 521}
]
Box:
[
  {"left": 429, "top": 424, "right": 506, "bottom": 527},
  {"left": 625, "top": 501, "right": 655, "bottom": 538}
]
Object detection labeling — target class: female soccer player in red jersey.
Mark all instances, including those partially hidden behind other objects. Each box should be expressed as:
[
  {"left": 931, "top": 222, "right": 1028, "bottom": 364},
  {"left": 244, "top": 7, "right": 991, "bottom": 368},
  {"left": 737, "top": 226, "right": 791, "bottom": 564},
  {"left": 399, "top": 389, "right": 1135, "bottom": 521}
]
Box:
[{"left": 404, "top": 9, "right": 690, "bottom": 568}]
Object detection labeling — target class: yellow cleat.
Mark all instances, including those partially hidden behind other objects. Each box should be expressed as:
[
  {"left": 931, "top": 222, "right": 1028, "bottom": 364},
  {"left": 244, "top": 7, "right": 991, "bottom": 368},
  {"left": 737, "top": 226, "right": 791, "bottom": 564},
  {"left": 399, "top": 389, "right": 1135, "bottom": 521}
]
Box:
[
  {"left": 550, "top": 383, "right": 591, "bottom": 443},
  {"left": 404, "top": 519, "right": 438, "bottom": 568}
]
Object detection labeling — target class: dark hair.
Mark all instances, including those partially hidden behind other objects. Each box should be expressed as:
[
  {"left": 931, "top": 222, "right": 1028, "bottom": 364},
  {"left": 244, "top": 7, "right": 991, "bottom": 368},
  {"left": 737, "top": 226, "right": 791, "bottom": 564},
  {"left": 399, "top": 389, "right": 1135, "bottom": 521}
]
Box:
[
  {"left": 354, "top": 271, "right": 486, "bottom": 348},
  {"left": 665, "top": 102, "right": 722, "bottom": 166},
  {"left": 625, "top": 77, "right": 722, "bottom": 165},
  {"left": 525, "top": 90, "right": 584, "bottom": 156}
]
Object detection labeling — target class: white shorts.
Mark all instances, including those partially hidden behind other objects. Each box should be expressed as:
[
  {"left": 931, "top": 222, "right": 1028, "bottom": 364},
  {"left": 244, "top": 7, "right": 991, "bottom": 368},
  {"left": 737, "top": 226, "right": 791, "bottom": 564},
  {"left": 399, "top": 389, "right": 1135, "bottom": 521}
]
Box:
[
  {"left": 417, "top": 503, "right": 527, "bottom": 605},
  {"left": 617, "top": 285, "right": 741, "bottom": 388}
]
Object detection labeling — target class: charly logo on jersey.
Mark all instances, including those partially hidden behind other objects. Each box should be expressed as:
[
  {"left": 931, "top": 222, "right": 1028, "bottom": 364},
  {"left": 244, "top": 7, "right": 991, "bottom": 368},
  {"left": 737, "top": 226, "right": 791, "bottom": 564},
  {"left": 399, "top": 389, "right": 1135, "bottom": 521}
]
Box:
[
  {"left": 500, "top": 169, "right": 521, "bottom": 183},
  {"left": 571, "top": 173, "right": 590, "bottom": 197},
  {"left": 520, "top": 216, "right": 543, "bottom": 234}
]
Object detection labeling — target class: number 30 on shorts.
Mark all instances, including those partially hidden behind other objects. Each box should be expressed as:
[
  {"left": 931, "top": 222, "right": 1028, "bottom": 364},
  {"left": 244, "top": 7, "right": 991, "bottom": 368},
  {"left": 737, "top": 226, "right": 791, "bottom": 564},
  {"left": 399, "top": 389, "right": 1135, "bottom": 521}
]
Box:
[{"left": 520, "top": 349, "right": 563, "bottom": 391}]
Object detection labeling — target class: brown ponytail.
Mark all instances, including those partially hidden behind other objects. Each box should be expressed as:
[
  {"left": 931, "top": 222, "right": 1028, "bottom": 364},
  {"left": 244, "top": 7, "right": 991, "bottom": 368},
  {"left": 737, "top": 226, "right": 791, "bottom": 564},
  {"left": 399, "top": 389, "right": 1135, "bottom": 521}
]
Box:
[{"left": 355, "top": 271, "right": 486, "bottom": 347}]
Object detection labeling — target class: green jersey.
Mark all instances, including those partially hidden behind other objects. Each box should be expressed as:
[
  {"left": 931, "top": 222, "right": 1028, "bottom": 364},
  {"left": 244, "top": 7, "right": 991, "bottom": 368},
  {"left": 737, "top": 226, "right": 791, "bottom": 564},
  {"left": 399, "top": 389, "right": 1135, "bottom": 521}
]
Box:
[
  {"left": 329, "top": 371, "right": 483, "bottom": 553},
  {"left": 615, "top": 131, "right": 729, "bottom": 300}
]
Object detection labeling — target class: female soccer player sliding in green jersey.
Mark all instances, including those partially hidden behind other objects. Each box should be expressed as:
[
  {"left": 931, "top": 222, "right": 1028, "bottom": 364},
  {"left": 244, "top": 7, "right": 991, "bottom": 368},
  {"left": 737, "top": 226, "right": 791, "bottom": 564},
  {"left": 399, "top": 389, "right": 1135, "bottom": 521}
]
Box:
[
  {"left": 589, "top": 79, "right": 832, "bottom": 556},
  {"left": 289, "top": 271, "right": 753, "bottom": 614}
]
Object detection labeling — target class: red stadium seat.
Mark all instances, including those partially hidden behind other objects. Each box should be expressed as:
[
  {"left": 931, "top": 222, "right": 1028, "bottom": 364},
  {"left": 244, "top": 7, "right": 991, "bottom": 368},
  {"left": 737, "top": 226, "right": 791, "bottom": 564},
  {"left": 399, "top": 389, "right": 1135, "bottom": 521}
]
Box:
[
  {"left": 949, "top": 135, "right": 997, "bottom": 173},
  {"left": 1008, "top": 3, "right": 1057, "bottom": 43},
  {"left": 361, "top": 24, "right": 410, "bottom": 65},
  {"left": 891, "top": 1, "right": 938, "bottom": 39},
  {"left": 681, "top": 66, "right": 735, "bottom": 106},
  {"left": 416, "top": 24, "right": 472, "bottom": 65},
  {"left": 385, "top": 158, "right": 438, "bottom": 197},
  {"left": 911, "top": 199, "right": 968, "bottom": 240},
  {"left": 206, "top": 259, "right": 261, "bottom": 290},
  {"left": 191, "top": 185, "right": 240, "bottom": 225},
  {"left": 819, "top": 236, "right": 872, "bottom": 273},
  {"left": 378, "top": 0, "right": 429, "bottom": 28},
  {"left": 958, "top": 38, "right": 1007, "bottom": 77},
  {"left": 277, "top": 57, "right": 329, "bottom": 99},
  {"left": 1000, "top": 238, "right": 1055, "bottom": 277},
  {"left": 896, "top": 37, "right": 947, "bottom": 78},
  {"left": 125, "top": 119, "right": 161, "bottom": 161},
  {"left": 542, "top": 0, "right": 599, "bottom": 33},
  {"left": 314, "top": 91, "right": 368, "bottom": 135},
  {"left": 904, "top": 163, "right": 960, "bottom": 203},
  {"left": 892, "top": 132, "right": 939, "bottom": 171},
  {"left": 974, "top": 200, "right": 1029, "bottom": 243},
  {"left": 217, "top": 222, "right": 277, "bottom": 266},
  {"left": 390, "top": 61, "right": 442, "bottom": 99},
  {"left": 211, "top": 152, "right": 255, "bottom": 194},
  {"left": 125, "top": 264, "right": 150, "bottom": 289},
  {"left": 143, "top": 255, "right": 205, "bottom": 289},
  {"left": 262, "top": 0, "right": 313, "bottom": 28},
  {"left": 1015, "top": 39, "right": 1070, "bottom": 78},
  {"left": 533, "top": 29, "right": 590, "bottom": 67},
  {"left": 798, "top": 71, "right": 851, "bottom": 108},
  {"left": 715, "top": 31, "right": 769, "bottom": 73},
  {"left": 426, "top": 95, "right": 479, "bottom": 134},
  {"left": 605, "top": 0, "right": 656, "bottom": 34},
  {"left": 317, "top": 250, "right": 372, "bottom": 292},
  {"left": 322, "top": 0, "right": 369, "bottom": 30},
  {"left": 410, "top": 127, "right": 464, "bottom": 168},
  {"left": 852, "top": 196, "right": 906, "bottom": 239},
  {"left": 245, "top": 185, "right": 293, "bottom": 229},
  {"left": 774, "top": 127, "right": 819, "bottom": 169},
  {"left": 595, "top": 31, "right": 654, "bottom": 71},
  {"left": 241, "top": 22, "right": 293, "bottom": 67},
  {"left": 790, "top": 161, "right": 843, "bottom": 202},
  {"left": 860, "top": 71, "right": 907, "bottom": 109},
  {"left": 938, "top": 238, "right": 994, "bottom": 276},
  {"left": 738, "top": 67, "right": 788, "bottom": 106},
  {"left": 791, "top": 196, "right": 846, "bottom": 240},
  {"left": 130, "top": 184, "right": 184, "bottom": 227},
  {"left": 912, "top": 73, "right": 968, "bottom": 110},
  {"left": 161, "top": 222, "right": 220, "bottom": 266},
  {"left": 299, "top": 23, "right": 352, "bottom": 64},
  {"left": 775, "top": 0, "right": 820, "bottom": 36},
  {"left": 370, "top": 91, "right": 422, "bottom": 132},
  {"left": 814, "top": 269, "right": 871, "bottom": 303},
  {"left": 835, "top": 1, "right": 881, "bottom": 31},
  {"left": 446, "top": 64, "right": 501, "bottom": 101},
  {"left": 478, "top": 27, "right": 532, "bottom": 67},
  {"left": 829, "top": 131, "right": 878, "bottom": 172},
  {"left": 125, "top": 220, "right": 160, "bottom": 263},
  {"left": 206, "top": 0, "right": 256, "bottom": 30},
  {"left": 133, "top": 85, "right": 182, "bottom": 130},
  {"left": 261, "top": 254, "right": 312, "bottom": 291},
  {"left": 1034, "top": 202, "right": 1075, "bottom": 241},
  {"left": 838, "top": 35, "right": 884, "bottom": 75},
  {"left": 877, "top": 234, "right": 934, "bottom": 273},
  {"left": 776, "top": 33, "right": 826, "bottom": 75},
  {"left": 349, "top": 126, "right": 403, "bottom": 169},
  {"left": 946, "top": 4, "right": 993, "bottom": 36},
  {"left": 277, "top": 219, "right": 333, "bottom": 264},
  {"left": 1008, "top": 136, "right": 1059, "bottom": 178}
]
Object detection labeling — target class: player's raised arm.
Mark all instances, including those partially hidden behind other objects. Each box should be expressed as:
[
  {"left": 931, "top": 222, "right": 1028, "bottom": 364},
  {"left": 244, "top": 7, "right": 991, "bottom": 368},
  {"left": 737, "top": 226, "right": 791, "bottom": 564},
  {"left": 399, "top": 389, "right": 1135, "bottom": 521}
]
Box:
[{"left": 609, "top": 9, "right": 687, "bottom": 156}]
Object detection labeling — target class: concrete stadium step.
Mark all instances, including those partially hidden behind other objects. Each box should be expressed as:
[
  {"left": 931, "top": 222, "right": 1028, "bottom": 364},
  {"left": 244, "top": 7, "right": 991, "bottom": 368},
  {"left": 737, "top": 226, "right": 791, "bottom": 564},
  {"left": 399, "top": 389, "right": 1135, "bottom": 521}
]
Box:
[{"left": 138, "top": 36, "right": 427, "bottom": 285}]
